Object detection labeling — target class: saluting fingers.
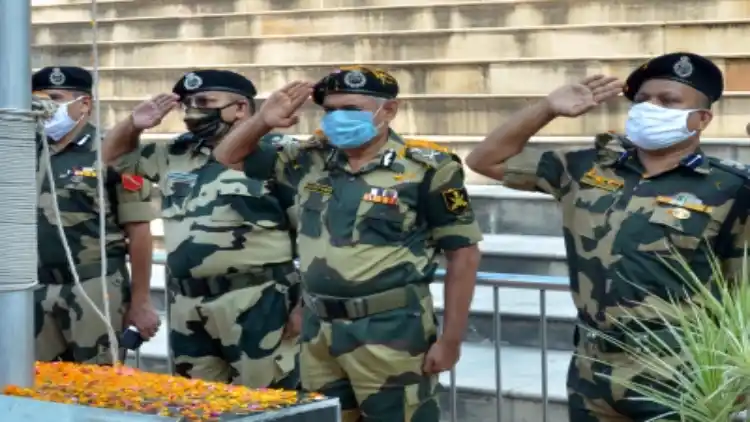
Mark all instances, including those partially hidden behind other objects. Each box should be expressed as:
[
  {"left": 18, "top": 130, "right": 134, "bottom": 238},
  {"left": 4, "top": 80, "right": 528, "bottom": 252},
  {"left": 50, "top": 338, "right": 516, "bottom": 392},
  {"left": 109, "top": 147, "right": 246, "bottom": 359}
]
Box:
[
  {"left": 289, "top": 82, "right": 314, "bottom": 107},
  {"left": 153, "top": 93, "right": 180, "bottom": 111},
  {"left": 586, "top": 76, "right": 620, "bottom": 90},
  {"left": 579, "top": 74, "right": 609, "bottom": 86},
  {"left": 592, "top": 80, "right": 624, "bottom": 103}
]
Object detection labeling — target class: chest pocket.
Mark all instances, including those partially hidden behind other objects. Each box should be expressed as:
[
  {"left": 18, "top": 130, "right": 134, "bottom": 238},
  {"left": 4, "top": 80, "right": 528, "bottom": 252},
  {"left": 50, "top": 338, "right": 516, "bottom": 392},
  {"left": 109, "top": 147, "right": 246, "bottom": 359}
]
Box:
[
  {"left": 572, "top": 186, "right": 621, "bottom": 241},
  {"left": 210, "top": 178, "right": 274, "bottom": 226},
  {"left": 161, "top": 172, "right": 198, "bottom": 220},
  {"left": 647, "top": 204, "right": 719, "bottom": 254},
  {"left": 352, "top": 201, "right": 416, "bottom": 246},
  {"left": 298, "top": 192, "right": 329, "bottom": 238},
  {"left": 61, "top": 174, "right": 98, "bottom": 193}
]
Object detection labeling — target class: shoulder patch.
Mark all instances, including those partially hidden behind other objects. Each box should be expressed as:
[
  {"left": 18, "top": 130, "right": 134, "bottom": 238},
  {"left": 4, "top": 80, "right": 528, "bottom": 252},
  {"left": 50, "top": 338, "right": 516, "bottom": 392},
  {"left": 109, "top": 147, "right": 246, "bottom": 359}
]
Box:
[
  {"left": 708, "top": 157, "right": 750, "bottom": 181},
  {"left": 441, "top": 187, "right": 470, "bottom": 215},
  {"left": 121, "top": 174, "right": 145, "bottom": 191},
  {"left": 402, "top": 138, "right": 458, "bottom": 168}
]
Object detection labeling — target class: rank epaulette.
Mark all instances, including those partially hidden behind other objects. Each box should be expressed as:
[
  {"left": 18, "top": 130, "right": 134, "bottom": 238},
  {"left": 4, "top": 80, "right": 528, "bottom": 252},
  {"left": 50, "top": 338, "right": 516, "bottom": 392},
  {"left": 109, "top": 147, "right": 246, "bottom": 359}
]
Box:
[
  {"left": 401, "top": 138, "right": 459, "bottom": 168},
  {"left": 707, "top": 157, "right": 750, "bottom": 181}
]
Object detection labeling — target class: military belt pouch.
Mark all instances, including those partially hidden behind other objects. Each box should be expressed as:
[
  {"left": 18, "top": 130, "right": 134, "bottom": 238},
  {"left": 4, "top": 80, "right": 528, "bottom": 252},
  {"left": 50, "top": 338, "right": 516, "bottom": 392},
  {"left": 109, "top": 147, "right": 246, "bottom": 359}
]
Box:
[
  {"left": 38, "top": 258, "right": 126, "bottom": 284},
  {"left": 170, "top": 261, "right": 296, "bottom": 298},
  {"left": 303, "top": 283, "right": 430, "bottom": 321},
  {"left": 585, "top": 327, "right": 681, "bottom": 354}
]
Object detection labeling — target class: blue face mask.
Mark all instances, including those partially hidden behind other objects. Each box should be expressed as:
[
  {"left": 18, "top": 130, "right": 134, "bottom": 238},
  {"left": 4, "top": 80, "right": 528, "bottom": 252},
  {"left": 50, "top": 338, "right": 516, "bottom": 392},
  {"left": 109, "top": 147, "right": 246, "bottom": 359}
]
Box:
[{"left": 320, "top": 109, "right": 381, "bottom": 149}]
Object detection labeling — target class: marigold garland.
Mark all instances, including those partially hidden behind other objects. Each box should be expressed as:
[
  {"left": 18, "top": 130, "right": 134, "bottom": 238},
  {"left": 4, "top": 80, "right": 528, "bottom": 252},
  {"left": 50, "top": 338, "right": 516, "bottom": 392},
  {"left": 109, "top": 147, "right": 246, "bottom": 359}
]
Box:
[{"left": 2, "top": 362, "right": 325, "bottom": 421}]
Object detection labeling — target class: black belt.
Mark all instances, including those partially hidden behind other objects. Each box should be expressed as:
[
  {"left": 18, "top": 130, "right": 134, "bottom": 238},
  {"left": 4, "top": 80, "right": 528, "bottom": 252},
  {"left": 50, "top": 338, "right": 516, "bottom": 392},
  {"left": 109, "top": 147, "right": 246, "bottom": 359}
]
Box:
[
  {"left": 170, "top": 261, "right": 297, "bottom": 298},
  {"left": 38, "top": 258, "right": 126, "bottom": 284},
  {"left": 581, "top": 326, "right": 681, "bottom": 354},
  {"left": 303, "top": 283, "right": 430, "bottom": 321}
]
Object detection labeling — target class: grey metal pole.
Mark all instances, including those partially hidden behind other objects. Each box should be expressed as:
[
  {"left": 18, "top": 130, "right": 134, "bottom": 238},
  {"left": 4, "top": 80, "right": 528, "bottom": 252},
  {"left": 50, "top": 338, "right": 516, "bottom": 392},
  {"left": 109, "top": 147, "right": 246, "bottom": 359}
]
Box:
[{"left": 0, "top": 1, "right": 36, "bottom": 389}]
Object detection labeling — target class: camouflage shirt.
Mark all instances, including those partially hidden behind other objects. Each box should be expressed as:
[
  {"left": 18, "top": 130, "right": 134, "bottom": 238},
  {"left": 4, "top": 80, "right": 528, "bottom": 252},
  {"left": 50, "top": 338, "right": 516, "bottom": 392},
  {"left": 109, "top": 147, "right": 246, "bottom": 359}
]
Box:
[
  {"left": 112, "top": 133, "right": 296, "bottom": 280},
  {"left": 241, "top": 131, "right": 483, "bottom": 298},
  {"left": 503, "top": 133, "right": 750, "bottom": 329},
  {"left": 37, "top": 123, "right": 156, "bottom": 267}
]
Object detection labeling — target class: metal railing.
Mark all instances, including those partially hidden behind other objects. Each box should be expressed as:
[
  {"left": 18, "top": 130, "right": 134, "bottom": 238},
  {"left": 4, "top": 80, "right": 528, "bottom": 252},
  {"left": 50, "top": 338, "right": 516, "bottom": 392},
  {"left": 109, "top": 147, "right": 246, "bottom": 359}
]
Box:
[{"left": 143, "top": 252, "right": 570, "bottom": 422}]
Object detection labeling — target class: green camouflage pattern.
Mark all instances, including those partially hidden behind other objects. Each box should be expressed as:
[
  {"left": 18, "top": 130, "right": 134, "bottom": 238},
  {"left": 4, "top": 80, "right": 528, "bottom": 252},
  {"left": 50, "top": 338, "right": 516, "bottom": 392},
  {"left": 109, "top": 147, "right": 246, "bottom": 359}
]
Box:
[
  {"left": 112, "top": 133, "right": 299, "bottom": 387},
  {"left": 167, "top": 263, "right": 300, "bottom": 388},
  {"left": 503, "top": 132, "right": 750, "bottom": 420},
  {"left": 37, "top": 123, "right": 156, "bottom": 267},
  {"left": 34, "top": 263, "right": 131, "bottom": 364},
  {"left": 113, "top": 133, "right": 296, "bottom": 279},
  {"left": 36, "top": 123, "right": 154, "bottom": 363},
  {"left": 242, "top": 131, "right": 483, "bottom": 421}
]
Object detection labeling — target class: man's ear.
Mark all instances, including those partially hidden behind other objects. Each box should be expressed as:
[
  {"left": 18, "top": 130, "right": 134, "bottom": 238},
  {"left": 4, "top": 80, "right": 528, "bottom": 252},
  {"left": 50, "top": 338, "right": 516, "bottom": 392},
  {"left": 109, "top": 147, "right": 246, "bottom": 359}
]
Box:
[
  {"left": 382, "top": 99, "right": 399, "bottom": 123},
  {"left": 697, "top": 109, "right": 713, "bottom": 132},
  {"left": 79, "top": 96, "right": 93, "bottom": 115}
]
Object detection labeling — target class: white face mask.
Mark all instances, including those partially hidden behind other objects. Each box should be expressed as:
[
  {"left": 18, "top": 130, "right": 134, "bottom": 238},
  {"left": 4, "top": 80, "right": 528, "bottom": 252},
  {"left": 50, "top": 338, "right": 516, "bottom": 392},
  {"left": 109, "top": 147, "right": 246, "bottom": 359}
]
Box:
[
  {"left": 44, "top": 99, "right": 82, "bottom": 142},
  {"left": 624, "top": 102, "right": 699, "bottom": 151}
]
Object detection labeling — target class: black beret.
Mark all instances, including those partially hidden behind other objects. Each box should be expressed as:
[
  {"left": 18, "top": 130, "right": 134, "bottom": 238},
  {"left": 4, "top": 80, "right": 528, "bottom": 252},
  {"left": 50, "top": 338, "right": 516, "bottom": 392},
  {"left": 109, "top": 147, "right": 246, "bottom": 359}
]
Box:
[
  {"left": 32, "top": 66, "right": 92, "bottom": 94},
  {"left": 623, "top": 52, "right": 724, "bottom": 104},
  {"left": 313, "top": 66, "right": 399, "bottom": 106},
  {"left": 172, "top": 69, "right": 257, "bottom": 100}
]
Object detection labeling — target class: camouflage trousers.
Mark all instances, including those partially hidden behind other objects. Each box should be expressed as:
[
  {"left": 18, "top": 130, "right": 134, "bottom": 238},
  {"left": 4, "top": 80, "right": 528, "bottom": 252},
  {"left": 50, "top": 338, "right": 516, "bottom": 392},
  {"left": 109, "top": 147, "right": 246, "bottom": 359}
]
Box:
[
  {"left": 300, "top": 287, "right": 440, "bottom": 422},
  {"left": 34, "top": 260, "right": 130, "bottom": 364},
  {"left": 168, "top": 261, "right": 300, "bottom": 389},
  {"left": 567, "top": 334, "right": 681, "bottom": 421}
]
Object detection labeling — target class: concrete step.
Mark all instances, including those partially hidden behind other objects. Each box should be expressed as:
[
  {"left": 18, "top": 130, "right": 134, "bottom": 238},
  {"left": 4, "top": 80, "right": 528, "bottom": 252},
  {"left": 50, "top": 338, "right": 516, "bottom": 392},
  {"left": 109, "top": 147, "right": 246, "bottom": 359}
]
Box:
[
  {"left": 126, "top": 323, "right": 570, "bottom": 422},
  {"left": 37, "top": 55, "right": 750, "bottom": 98},
  {"left": 31, "top": 21, "right": 750, "bottom": 66},
  {"left": 468, "top": 185, "right": 560, "bottom": 236},
  {"left": 30, "top": 0, "right": 750, "bottom": 23},
  {"left": 72, "top": 94, "right": 750, "bottom": 140},
  {"left": 32, "top": 2, "right": 750, "bottom": 42}
]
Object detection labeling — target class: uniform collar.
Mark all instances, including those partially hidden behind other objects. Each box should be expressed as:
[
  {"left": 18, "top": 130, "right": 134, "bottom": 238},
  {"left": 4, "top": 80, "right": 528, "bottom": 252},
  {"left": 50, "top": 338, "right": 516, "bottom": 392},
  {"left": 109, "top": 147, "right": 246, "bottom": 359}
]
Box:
[
  {"left": 613, "top": 148, "right": 711, "bottom": 175},
  {"left": 49, "top": 123, "right": 96, "bottom": 155},
  {"left": 326, "top": 129, "right": 408, "bottom": 174}
]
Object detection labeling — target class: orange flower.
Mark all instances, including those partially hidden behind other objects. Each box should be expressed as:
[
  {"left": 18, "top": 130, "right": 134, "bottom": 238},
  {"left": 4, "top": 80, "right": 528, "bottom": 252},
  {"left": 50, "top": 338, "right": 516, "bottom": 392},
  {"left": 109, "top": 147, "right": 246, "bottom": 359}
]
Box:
[{"left": 3, "top": 362, "right": 325, "bottom": 422}]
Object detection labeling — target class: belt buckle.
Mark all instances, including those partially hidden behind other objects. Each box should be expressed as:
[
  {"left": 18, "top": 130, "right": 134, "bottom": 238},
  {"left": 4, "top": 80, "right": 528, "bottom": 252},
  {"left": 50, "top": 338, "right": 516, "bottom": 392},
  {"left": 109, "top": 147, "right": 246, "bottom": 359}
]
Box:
[
  {"left": 344, "top": 297, "right": 368, "bottom": 319},
  {"left": 305, "top": 294, "right": 327, "bottom": 318}
]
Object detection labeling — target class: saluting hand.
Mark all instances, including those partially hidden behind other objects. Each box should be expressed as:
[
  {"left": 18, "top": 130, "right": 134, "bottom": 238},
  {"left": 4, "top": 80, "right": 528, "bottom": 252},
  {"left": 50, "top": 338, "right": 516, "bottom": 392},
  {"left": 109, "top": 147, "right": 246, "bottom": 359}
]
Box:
[
  {"left": 259, "top": 81, "right": 314, "bottom": 128},
  {"left": 545, "top": 75, "right": 623, "bottom": 118},
  {"left": 130, "top": 93, "right": 180, "bottom": 130}
]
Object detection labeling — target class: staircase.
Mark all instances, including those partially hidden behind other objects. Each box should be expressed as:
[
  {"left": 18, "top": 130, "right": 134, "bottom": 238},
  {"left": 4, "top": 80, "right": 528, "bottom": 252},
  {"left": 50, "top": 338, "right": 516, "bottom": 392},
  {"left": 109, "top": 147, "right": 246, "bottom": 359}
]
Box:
[{"left": 30, "top": 0, "right": 750, "bottom": 421}]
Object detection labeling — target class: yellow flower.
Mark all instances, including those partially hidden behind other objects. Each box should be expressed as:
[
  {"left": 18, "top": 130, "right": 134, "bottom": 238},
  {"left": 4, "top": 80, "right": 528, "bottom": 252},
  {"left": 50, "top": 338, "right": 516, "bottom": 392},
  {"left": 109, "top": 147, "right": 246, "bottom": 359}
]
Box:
[{"left": 2, "top": 362, "right": 325, "bottom": 422}]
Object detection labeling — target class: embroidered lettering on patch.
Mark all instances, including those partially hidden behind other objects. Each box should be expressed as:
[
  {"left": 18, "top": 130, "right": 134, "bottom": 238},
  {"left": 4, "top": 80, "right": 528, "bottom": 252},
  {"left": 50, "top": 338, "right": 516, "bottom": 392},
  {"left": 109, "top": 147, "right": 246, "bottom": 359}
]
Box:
[
  {"left": 581, "top": 168, "right": 623, "bottom": 192},
  {"left": 441, "top": 187, "right": 470, "bottom": 214},
  {"left": 303, "top": 182, "right": 333, "bottom": 195},
  {"left": 121, "top": 174, "right": 144, "bottom": 191},
  {"left": 363, "top": 188, "right": 399, "bottom": 205}
]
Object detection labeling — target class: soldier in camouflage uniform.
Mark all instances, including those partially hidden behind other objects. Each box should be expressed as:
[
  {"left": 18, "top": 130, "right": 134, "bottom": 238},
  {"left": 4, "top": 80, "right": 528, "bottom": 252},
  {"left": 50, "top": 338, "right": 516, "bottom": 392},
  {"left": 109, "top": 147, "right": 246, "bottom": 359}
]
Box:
[
  {"left": 212, "top": 67, "right": 483, "bottom": 422},
  {"left": 466, "top": 52, "right": 750, "bottom": 421},
  {"left": 101, "top": 69, "right": 300, "bottom": 388},
  {"left": 33, "top": 66, "right": 159, "bottom": 364}
]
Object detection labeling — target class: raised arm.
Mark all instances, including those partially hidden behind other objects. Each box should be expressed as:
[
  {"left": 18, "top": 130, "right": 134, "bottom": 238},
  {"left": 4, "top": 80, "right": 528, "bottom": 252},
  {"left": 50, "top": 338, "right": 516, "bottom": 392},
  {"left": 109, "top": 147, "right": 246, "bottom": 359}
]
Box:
[
  {"left": 102, "top": 93, "right": 179, "bottom": 164},
  {"left": 465, "top": 75, "right": 623, "bottom": 182},
  {"left": 214, "top": 81, "right": 314, "bottom": 170}
]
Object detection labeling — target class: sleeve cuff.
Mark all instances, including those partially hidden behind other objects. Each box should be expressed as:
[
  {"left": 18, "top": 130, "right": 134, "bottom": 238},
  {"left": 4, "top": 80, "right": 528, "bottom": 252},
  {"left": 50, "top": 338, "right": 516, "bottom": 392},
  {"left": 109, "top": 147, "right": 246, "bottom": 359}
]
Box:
[
  {"left": 117, "top": 203, "right": 157, "bottom": 224},
  {"left": 433, "top": 224, "right": 484, "bottom": 251}
]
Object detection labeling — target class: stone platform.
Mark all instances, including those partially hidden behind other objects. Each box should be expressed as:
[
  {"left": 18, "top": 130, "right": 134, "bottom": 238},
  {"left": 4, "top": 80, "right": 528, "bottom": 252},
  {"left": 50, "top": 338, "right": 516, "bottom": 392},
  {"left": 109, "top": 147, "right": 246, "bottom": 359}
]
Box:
[{"left": 0, "top": 395, "right": 341, "bottom": 422}]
